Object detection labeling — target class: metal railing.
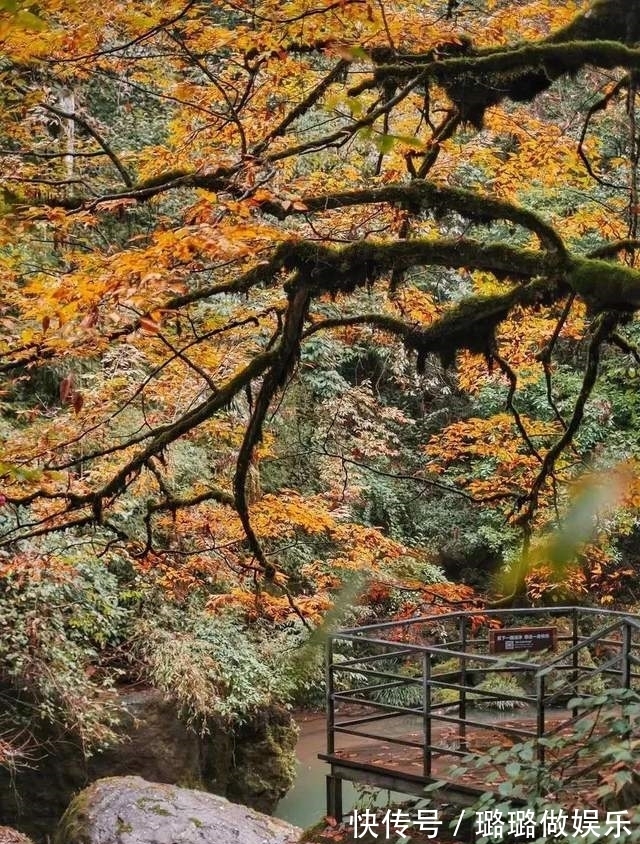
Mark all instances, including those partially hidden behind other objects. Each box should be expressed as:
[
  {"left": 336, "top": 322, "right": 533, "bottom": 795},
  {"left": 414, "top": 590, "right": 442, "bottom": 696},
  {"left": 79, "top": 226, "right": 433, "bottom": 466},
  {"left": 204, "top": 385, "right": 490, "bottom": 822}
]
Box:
[{"left": 325, "top": 607, "right": 640, "bottom": 783}]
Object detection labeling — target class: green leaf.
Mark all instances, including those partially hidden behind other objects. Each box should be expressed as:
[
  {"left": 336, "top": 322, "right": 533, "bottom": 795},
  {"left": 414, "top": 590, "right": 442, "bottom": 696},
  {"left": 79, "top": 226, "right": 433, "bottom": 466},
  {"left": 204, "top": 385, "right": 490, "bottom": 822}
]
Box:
[
  {"left": 14, "top": 9, "right": 45, "bottom": 29},
  {"left": 519, "top": 745, "right": 534, "bottom": 761},
  {"left": 614, "top": 770, "right": 633, "bottom": 788},
  {"left": 345, "top": 97, "right": 363, "bottom": 117},
  {"left": 345, "top": 45, "right": 368, "bottom": 60},
  {"left": 375, "top": 133, "right": 397, "bottom": 154}
]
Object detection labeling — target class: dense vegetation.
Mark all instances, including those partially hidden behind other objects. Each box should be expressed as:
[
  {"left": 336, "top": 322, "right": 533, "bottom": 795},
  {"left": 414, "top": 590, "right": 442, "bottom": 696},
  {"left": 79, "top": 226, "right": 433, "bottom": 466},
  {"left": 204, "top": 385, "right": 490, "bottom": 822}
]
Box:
[{"left": 1, "top": 0, "right": 640, "bottom": 817}]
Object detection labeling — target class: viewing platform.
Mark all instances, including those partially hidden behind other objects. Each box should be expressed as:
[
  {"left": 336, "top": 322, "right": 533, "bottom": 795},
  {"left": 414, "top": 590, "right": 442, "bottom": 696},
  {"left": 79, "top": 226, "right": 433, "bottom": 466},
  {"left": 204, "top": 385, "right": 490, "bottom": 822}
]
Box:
[{"left": 320, "top": 607, "right": 640, "bottom": 818}]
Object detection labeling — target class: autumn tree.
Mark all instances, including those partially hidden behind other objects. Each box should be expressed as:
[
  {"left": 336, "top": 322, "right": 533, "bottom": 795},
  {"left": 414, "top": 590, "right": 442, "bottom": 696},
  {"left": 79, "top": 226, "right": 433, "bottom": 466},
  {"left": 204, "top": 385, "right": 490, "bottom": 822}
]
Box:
[{"left": 2, "top": 0, "right": 640, "bottom": 615}]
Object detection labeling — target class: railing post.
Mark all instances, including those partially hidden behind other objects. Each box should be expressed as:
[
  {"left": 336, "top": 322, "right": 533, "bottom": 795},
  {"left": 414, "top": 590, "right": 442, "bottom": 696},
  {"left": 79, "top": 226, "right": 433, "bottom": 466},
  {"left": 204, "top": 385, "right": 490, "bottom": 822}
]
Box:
[
  {"left": 459, "top": 615, "right": 467, "bottom": 752},
  {"left": 423, "top": 650, "right": 432, "bottom": 777},
  {"left": 536, "top": 672, "right": 545, "bottom": 764},
  {"left": 622, "top": 620, "right": 632, "bottom": 690},
  {"left": 325, "top": 635, "right": 343, "bottom": 821},
  {"left": 326, "top": 636, "right": 335, "bottom": 755},
  {"left": 571, "top": 607, "right": 579, "bottom": 715}
]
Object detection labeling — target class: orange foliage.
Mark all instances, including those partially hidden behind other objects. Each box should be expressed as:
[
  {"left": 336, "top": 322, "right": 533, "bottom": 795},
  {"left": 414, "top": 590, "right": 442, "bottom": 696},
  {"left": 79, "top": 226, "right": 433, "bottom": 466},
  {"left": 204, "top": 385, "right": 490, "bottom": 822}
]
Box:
[
  {"left": 0, "top": 0, "right": 637, "bottom": 624},
  {"left": 424, "top": 413, "right": 561, "bottom": 502}
]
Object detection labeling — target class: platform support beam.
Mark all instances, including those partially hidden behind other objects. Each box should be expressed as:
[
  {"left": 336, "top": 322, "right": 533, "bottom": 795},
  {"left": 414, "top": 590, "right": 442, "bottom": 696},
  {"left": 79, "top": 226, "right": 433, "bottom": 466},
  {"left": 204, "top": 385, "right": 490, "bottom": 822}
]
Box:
[
  {"left": 423, "top": 650, "right": 432, "bottom": 777},
  {"left": 571, "top": 608, "right": 579, "bottom": 718},
  {"left": 327, "top": 773, "right": 343, "bottom": 821}
]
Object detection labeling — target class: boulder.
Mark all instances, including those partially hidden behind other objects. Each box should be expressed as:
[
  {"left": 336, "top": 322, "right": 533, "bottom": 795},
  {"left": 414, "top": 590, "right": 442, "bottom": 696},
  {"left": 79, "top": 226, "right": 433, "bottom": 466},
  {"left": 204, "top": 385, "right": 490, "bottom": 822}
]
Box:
[
  {"left": 0, "top": 828, "right": 34, "bottom": 844},
  {"left": 55, "top": 776, "right": 301, "bottom": 844}
]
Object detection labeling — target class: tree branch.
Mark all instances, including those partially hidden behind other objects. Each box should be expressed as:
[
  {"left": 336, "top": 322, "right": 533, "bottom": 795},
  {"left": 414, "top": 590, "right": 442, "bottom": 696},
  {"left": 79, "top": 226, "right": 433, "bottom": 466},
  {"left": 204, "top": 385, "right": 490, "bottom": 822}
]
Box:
[{"left": 39, "top": 101, "right": 133, "bottom": 187}]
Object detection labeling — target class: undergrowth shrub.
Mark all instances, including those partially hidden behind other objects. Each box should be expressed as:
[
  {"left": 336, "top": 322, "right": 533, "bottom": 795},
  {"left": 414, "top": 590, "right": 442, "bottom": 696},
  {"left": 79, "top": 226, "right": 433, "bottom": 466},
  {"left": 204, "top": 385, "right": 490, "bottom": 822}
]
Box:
[
  {"left": 473, "top": 673, "right": 529, "bottom": 711},
  {"left": 0, "top": 555, "right": 127, "bottom": 756},
  {"left": 131, "top": 609, "right": 285, "bottom": 727}
]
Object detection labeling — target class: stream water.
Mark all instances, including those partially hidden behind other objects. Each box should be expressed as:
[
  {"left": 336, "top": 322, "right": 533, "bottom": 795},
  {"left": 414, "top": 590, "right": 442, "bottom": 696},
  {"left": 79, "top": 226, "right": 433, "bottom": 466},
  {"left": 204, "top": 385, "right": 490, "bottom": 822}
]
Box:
[{"left": 274, "top": 712, "right": 349, "bottom": 828}]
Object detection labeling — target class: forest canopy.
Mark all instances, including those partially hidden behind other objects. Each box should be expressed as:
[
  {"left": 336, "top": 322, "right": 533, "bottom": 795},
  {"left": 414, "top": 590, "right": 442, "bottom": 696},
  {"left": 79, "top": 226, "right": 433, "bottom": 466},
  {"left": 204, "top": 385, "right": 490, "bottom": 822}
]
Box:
[{"left": 2, "top": 0, "right": 640, "bottom": 741}]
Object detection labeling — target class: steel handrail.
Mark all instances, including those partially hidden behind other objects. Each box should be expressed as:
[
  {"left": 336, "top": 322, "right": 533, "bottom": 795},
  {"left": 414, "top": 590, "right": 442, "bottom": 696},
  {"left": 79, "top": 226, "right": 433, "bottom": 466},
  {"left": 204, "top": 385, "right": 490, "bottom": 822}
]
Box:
[
  {"left": 536, "top": 618, "right": 625, "bottom": 676},
  {"left": 337, "top": 605, "right": 636, "bottom": 635},
  {"left": 325, "top": 605, "right": 640, "bottom": 798}
]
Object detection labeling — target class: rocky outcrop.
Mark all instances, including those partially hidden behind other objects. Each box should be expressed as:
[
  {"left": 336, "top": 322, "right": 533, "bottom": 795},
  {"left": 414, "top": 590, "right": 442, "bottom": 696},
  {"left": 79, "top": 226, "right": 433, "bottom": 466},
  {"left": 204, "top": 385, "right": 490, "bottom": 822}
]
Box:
[
  {"left": 203, "top": 705, "right": 298, "bottom": 813},
  {"left": 0, "top": 691, "right": 297, "bottom": 843},
  {"left": 55, "top": 776, "right": 301, "bottom": 844}
]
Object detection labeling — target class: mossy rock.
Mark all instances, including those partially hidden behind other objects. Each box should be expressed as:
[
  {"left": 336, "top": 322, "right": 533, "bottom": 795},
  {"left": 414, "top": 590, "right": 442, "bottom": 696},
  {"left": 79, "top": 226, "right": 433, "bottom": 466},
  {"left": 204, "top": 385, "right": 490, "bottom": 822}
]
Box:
[
  {"left": 0, "top": 689, "right": 201, "bottom": 842},
  {"left": 0, "top": 828, "right": 34, "bottom": 844},
  {"left": 55, "top": 776, "right": 302, "bottom": 844},
  {"left": 204, "top": 706, "right": 298, "bottom": 813}
]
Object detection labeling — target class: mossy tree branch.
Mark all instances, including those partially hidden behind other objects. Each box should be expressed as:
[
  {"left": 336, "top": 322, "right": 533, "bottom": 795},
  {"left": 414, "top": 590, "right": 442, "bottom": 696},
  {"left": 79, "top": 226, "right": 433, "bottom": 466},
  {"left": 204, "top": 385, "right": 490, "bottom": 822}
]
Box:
[
  {"left": 350, "top": 0, "right": 640, "bottom": 125},
  {"left": 233, "top": 279, "right": 311, "bottom": 581},
  {"left": 9, "top": 222, "right": 640, "bottom": 574},
  {"left": 515, "top": 311, "right": 620, "bottom": 543},
  {"left": 265, "top": 181, "right": 566, "bottom": 256}
]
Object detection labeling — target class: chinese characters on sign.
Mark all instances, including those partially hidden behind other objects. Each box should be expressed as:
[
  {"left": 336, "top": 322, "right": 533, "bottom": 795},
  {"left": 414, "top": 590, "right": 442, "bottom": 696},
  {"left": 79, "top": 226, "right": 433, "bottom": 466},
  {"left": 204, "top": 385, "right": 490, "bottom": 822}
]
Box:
[
  {"left": 348, "top": 808, "right": 632, "bottom": 839},
  {"left": 488, "top": 626, "right": 557, "bottom": 654}
]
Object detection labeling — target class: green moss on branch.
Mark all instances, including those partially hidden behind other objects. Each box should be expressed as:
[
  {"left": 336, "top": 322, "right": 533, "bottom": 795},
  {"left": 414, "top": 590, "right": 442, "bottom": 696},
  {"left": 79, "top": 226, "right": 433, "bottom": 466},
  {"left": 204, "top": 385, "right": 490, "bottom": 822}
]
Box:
[
  {"left": 376, "top": 40, "right": 640, "bottom": 124},
  {"left": 568, "top": 257, "right": 640, "bottom": 309},
  {"left": 276, "top": 238, "right": 555, "bottom": 295},
  {"left": 306, "top": 279, "right": 563, "bottom": 370},
  {"left": 277, "top": 181, "right": 565, "bottom": 256},
  {"left": 273, "top": 236, "right": 640, "bottom": 312},
  {"left": 405, "top": 279, "right": 561, "bottom": 369},
  {"left": 365, "top": 0, "right": 640, "bottom": 125}
]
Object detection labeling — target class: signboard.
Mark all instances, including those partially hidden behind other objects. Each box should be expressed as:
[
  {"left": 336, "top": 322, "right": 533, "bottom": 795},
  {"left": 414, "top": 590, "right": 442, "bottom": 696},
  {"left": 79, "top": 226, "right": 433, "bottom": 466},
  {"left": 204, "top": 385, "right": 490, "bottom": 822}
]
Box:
[{"left": 489, "top": 626, "right": 557, "bottom": 654}]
